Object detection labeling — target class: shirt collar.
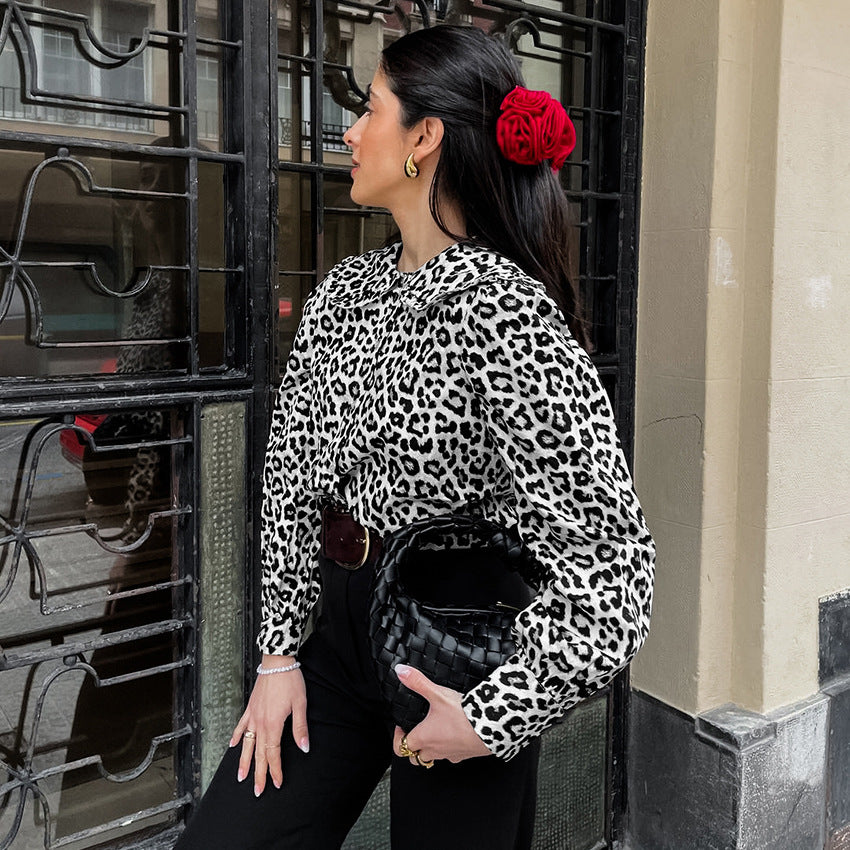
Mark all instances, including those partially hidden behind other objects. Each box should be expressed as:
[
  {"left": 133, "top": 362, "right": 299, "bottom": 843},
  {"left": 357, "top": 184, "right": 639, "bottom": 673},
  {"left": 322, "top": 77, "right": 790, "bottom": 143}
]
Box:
[{"left": 323, "top": 240, "right": 538, "bottom": 312}]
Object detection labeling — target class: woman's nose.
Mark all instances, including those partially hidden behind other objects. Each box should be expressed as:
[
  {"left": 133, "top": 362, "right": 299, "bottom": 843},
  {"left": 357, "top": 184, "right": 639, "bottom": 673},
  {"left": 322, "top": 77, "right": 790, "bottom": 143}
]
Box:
[{"left": 343, "top": 113, "right": 365, "bottom": 149}]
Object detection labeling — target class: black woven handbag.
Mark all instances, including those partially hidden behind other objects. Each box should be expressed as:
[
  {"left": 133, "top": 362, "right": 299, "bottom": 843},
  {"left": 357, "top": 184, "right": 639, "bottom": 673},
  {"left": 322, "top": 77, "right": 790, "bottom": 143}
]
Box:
[{"left": 367, "top": 510, "right": 541, "bottom": 732}]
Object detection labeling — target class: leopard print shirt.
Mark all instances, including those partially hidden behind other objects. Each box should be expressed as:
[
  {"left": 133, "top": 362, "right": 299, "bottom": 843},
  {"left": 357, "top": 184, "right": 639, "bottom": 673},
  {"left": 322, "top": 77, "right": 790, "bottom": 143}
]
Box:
[{"left": 258, "top": 240, "right": 656, "bottom": 761}]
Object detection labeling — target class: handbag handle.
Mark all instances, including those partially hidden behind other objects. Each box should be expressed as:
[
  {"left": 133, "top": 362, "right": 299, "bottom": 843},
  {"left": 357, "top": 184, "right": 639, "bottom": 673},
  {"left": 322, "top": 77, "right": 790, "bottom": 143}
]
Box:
[{"left": 374, "top": 512, "right": 542, "bottom": 594}]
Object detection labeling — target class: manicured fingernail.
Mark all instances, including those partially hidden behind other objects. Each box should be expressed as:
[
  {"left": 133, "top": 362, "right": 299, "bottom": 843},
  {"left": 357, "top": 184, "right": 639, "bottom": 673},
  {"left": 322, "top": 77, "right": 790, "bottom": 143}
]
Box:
[
  {"left": 299, "top": 737, "right": 310, "bottom": 754},
  {"left": 254, "top": 784, "right": 261, "bottom": 797},
  {"left": 228, "top": 738, "right": 236, "bottom": 747},
  {"left": 237, "top": 768, "right": 245, "bottom": 782},
  {"left": 395, "top": 664, "right": 411, "bottom": 679},
  {"left": 273, "top": 779, "right": 281, "bottom": 789}
]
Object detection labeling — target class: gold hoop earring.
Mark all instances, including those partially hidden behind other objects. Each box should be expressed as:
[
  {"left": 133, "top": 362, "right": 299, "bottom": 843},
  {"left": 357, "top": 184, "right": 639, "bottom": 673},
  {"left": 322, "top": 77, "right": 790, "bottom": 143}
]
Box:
[{"left": 403, "top": 153, "right": 419, "bottom": 179}]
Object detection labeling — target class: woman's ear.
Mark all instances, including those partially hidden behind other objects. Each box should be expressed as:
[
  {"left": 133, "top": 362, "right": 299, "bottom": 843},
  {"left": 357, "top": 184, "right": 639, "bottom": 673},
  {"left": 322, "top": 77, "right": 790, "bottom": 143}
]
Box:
[{"left": 411, "top": 116, "right": 445, "bottom": 161}]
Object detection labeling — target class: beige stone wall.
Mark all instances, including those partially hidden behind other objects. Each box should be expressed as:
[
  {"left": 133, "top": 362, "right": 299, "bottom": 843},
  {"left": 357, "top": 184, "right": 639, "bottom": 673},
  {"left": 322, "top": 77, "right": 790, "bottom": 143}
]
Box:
[{"left": 632, "top": 0, "right": 850, "bottom": 716}]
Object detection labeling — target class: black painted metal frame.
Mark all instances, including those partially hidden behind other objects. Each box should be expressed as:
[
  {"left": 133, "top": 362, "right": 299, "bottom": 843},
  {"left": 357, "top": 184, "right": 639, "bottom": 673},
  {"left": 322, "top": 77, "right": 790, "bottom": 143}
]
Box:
[{"left": 0, "top": 0, "right": 274, "bottom": 845}]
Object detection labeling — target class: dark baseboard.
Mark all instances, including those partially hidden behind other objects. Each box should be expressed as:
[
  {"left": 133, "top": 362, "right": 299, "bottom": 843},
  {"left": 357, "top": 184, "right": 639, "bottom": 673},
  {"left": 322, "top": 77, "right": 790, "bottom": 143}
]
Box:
[{"left": 626, "top": 689, "right": 833, "bottom": 850}]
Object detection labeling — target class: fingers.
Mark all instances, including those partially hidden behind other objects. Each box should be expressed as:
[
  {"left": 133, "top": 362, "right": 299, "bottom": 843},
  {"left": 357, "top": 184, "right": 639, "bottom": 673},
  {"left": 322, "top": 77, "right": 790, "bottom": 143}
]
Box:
[
  {"left": 229, "top": 711, "right": 248, "bottom": 747},
  {"left": 237, "top": 728, "right": 285, "bottom": 794},
  {"left": 232, "top": 671, "right": 309, "bottom": 794},
  {"left": 394, "top": 726, "right": 419, "bottom": 765},
  {"left": 290, "top": 696, "right": 310, "bottom": 755},
  {"left": 394, "top": 726, "right": 434, "bottom": 766},
  {"left": 394, "top": 664, "right": 438, "bottom": 701},
  {"left": 254, "top": 743, "right": 269, "bottom": 797},
  {"left": 267, "top": 743, "right": 283, "bottom": 790},
  {"left": 237, "top": 731, "right": 255, "bottom": 784}
]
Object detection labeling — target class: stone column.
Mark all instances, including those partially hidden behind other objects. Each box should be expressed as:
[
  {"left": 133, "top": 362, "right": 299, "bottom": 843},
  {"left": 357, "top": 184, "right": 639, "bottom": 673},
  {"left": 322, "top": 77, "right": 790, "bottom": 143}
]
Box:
[{"left": 629, "top": 1, "right": 850, "bottom": 847}]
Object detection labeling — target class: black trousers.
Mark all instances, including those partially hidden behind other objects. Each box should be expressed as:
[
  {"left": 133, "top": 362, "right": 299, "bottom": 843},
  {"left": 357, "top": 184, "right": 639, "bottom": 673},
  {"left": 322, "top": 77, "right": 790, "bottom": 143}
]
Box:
[{"left": 174, "top": 552, "right": 540, "bottom": 850}]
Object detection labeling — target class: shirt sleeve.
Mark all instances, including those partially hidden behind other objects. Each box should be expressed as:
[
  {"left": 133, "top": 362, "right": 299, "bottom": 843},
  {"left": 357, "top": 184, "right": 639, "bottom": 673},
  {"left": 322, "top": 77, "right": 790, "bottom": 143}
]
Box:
[
  {"left": 256, "top": 288, "right": 325, "bottom": 656},
  {"left": 455, "top": 281, "right": 656, "bottom": 761}
]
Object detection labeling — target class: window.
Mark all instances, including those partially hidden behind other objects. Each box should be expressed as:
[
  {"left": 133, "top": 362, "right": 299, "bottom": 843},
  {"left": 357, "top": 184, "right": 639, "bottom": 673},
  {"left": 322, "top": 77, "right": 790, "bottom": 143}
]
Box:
[
  {"left": 278, "top": 35, "right": 354, "bottom": 153},
  {"left": 198, "top": 53, "right": 220, "bottom": 140},
  {"left": 0, "top": 0, "right": 151, "bottom": 133}
]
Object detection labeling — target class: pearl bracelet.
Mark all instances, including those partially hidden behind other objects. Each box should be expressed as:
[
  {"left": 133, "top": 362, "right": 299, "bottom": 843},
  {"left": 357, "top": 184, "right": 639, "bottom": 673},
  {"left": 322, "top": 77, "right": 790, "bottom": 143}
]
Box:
[{"left": 256, "top": 661, "right": 301, "bottom": 676}]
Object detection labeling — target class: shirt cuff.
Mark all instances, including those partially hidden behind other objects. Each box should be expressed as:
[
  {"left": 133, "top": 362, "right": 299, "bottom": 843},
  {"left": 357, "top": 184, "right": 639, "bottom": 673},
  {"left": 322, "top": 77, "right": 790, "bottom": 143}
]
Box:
[
  {"left": 461, "top": 656, "right": 567, "bottom": 761},
  {"left": 256, "top": 617, "right": 303, "bottom": 657}
]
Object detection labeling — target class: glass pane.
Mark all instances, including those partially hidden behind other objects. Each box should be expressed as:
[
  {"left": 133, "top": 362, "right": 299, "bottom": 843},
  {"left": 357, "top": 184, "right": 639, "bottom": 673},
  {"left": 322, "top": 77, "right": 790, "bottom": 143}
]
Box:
[
  {"left": 0, "top": 0, "right": 184, "bottom": 144},
  {"left": 276, "top": 272, "right": 311, "bottom": 365},
  {"left": 323, "top": 173, "right": 394, "bottom": 270},
  {"left": 196, "top": 160, "right": 234, "bottom": 370},
  {"left": 197, "top": 46, "right": 223, "bottom": 146},
  {"left": 276, "top": 170, "right": 312, "bottom": 365},
  {"left": 0, "top": 145, "right": 192, "bottom": 378},
  {"left": 199, "top": 271, "right": 226, "bottom": 368},
  {"left": 0, "top": 409, "right": 190, "bottom": 848},
  {"left": 277, "top": 45, "right": 313, "bottom": 161},
  {"left": 195, "top": 0, "right": 242, "bottom": 154},
  {"left": 198, "top": 161, "right": 225, "bottom": 269},
  {"left": 277, "top": 170, "right": 313, "bottom": 273}
]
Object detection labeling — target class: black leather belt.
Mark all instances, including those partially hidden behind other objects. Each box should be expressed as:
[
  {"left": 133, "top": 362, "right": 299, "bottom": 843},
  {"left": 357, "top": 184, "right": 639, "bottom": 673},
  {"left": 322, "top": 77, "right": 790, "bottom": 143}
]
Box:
[{"left": 320, "top": 500, "right": 383, "bottom": 570}]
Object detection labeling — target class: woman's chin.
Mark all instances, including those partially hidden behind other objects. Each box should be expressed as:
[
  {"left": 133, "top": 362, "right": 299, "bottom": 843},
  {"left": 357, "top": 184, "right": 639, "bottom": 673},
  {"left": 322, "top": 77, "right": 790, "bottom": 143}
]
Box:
[{"left": 349, "top": 184, "right": 368, "bottom": 206}]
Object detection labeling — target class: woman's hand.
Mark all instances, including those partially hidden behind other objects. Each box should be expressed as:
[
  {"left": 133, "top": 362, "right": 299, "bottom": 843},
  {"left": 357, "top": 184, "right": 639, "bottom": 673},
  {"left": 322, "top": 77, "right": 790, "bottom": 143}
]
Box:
[
  {"left": 390, "top": 664, "right": 492, "bottom": 765},
  {"left": 229, "top": 655, "right": 309, "bottom": 796}
]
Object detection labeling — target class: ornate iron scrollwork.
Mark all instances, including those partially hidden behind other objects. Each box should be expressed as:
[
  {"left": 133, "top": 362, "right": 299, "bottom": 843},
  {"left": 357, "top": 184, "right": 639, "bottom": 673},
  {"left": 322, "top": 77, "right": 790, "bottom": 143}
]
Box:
[
  {"left": 0, "top": 411, "right": 193, "bottom": 849},
  {"left": 0, "top": 147, "right": 188, "bottom": 351},
  {"left": 0, "top": 0, "right": 180, "bottom": 119}
]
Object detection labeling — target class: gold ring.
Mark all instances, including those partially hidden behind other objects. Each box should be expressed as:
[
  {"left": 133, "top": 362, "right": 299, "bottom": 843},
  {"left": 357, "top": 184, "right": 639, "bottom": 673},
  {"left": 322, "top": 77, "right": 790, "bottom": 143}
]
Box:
[
  {"left": 243, "top": 731, "right": 256, "bottom": 740},
  {"left": 414, "top": 752, "right": 435, "bottom": 769},
  {"left": 398, "top": 735, "right": 417, "bottom": 759}
]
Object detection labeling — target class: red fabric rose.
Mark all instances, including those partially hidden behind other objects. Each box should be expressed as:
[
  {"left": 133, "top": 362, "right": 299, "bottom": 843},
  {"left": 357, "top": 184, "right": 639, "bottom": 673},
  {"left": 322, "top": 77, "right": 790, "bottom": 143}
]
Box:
[{"left": 496, "top": 86, "right": 577, "bottom": 171}]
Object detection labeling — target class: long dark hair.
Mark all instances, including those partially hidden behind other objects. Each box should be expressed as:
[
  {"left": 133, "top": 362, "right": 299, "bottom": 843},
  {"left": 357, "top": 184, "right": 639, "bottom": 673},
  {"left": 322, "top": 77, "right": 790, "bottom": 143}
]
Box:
[{"left": 381, "top": 25, "right": 587, "bottom": 349}]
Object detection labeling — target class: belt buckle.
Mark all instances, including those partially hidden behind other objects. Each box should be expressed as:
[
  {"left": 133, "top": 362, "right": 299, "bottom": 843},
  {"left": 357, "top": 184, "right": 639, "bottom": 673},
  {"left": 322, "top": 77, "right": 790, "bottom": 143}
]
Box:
[
  {"left": 320, "top": 498, "right": 371, "bottom": 570},
  {"left": 336, "top": 525, "right": 370, "bottom": 570}
]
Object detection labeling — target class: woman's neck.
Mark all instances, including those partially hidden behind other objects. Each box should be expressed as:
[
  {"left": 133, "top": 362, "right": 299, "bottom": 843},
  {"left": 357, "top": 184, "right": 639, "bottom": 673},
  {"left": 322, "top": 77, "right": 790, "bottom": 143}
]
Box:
[{"left": 392, "top": 191, "right": 467, "bottom": 273}]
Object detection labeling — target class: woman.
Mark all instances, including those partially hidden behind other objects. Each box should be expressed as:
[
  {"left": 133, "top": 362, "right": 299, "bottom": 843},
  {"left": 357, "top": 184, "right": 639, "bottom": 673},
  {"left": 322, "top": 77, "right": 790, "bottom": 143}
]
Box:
[{"left": 175, "top": 24, "right": 655, "bottom": 850}]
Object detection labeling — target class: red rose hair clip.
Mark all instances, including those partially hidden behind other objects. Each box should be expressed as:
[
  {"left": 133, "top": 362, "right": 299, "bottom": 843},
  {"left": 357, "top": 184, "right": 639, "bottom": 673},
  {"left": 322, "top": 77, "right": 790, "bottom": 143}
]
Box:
[{"left": 496, "top": 86, "right": 577, "bottom": 172}]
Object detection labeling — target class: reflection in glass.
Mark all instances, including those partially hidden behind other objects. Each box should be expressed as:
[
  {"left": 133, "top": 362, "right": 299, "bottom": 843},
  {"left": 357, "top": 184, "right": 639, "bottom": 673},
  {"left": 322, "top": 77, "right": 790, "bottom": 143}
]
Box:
[
  {"left": 0, "top": 144, "right": 192, "bottom": 378},
  {"left": 57, "top": 410, "right": 175, "bottom": 843},
  {"left": 197, "top": 50, "right": 221, "bottom": 142},
  {"left": 196, "top": 0, "right": 242, "bottom": 152},
  {"left": 0, "top": 413, "right": 187, "bottom": 846},
  {"left": 278, "top": 59, "right": 313, "bottom": 161},
  {"left": 323, "top": 173, "right": 394, "bottom": 270},
  {"left": 113, "top": 147, "right": 186, "bottom": 376},
  {"left": 0, "top": 0, "right": 182, "bottom": 142},
  {"left": 277, "top": 170, "right": 312, "bottom": 273}
]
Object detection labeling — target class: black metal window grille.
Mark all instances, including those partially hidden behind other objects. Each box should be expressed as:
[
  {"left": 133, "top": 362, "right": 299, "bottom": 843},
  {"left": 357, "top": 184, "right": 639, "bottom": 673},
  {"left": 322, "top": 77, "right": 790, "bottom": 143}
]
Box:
[{"left": 0, "top": 0, "right": 273, "bottom": 846}]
